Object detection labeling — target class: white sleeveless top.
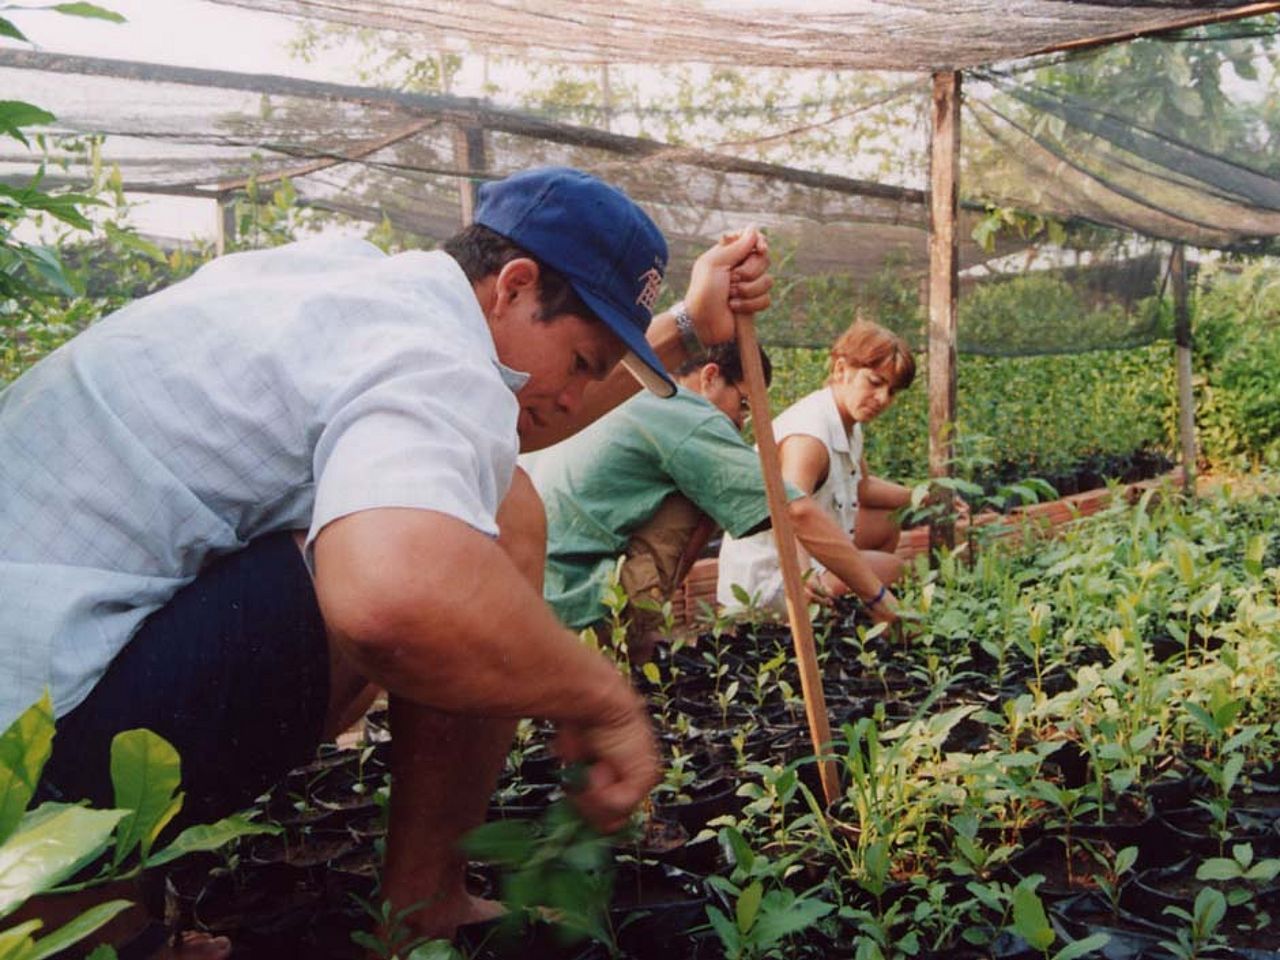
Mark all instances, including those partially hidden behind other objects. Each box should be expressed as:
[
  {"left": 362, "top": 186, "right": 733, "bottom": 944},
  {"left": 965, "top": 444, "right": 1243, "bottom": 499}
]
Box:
[{"left": 717, "top": 387, "right": 863, "bottom": 612}]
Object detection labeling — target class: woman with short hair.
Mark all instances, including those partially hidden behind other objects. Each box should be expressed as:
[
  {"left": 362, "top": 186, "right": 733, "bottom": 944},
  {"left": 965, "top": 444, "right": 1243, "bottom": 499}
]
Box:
[{"left": 717, "top": 318, "right": 917, "bottom": 619}]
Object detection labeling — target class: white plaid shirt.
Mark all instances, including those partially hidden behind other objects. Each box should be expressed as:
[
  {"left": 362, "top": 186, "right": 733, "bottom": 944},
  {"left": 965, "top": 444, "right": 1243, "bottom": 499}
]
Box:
[{"left": 0, "top": 238, "right": 520, "bottom": 727}]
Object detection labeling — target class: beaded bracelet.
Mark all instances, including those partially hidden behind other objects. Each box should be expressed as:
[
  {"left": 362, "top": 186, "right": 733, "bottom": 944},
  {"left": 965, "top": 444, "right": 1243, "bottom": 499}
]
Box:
[{"left": 865, "top": 584, "right": 887, "bottom": 608}]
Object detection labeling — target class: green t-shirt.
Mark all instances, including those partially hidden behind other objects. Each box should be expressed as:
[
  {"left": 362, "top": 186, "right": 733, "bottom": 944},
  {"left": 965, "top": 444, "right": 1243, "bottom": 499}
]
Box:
[{"left": 524, "top": 387, "right": 785, "bottom": 628}]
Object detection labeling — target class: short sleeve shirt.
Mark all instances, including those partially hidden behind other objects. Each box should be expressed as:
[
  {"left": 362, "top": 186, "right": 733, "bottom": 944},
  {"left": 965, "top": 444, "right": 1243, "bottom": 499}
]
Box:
[
  {"left": 0, "top": 237, "right": 520, "bottom": 727},
  {"left": 717, "top": 387, "right": 863, "bottom": 611},
  {"left": 524, "top": 388, "right": 789, "bottom": 629}
]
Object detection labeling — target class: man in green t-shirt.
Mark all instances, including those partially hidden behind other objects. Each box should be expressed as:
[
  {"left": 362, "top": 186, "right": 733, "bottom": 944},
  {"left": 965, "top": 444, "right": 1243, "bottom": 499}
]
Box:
[{"left": 525, "top": 339, "right": 778, "bottom": 657}]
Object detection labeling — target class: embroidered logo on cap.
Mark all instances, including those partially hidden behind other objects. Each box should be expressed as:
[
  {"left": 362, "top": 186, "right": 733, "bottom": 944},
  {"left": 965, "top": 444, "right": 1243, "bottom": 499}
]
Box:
[{"left": 635, "top": 265, "right": 664, "bottom": 314}]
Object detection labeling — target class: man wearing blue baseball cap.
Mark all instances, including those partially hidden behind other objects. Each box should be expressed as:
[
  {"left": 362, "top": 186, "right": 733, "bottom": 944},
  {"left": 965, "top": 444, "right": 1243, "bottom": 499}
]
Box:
[{"left": 3, "top": 165, "right": 769, "bottom": 951}]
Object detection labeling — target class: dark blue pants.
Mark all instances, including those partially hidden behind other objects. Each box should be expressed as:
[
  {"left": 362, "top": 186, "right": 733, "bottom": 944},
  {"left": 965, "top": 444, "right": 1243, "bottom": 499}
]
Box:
[{"left": 36, "top": 532, "right": 330, "bottom": 826}]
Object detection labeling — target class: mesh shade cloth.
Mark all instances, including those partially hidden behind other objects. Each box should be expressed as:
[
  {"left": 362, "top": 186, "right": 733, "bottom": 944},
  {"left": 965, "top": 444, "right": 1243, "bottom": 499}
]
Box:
[
  {"left": 204, "top": 0, "right": 1267, "bottom": 71},
  {"left": 2, "top": 4, "right": 1277, "bottom": 351}
]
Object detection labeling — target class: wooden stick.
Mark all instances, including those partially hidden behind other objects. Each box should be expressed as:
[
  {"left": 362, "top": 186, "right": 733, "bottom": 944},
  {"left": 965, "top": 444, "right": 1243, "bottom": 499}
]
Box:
[
  {"left": 1171, "top": 242, "right": 1198, "bottom": 495},
  {"left": 735, "top": 315, "right": 839, "bottom": 806},
  {"left": 927, "top": 70, "right": 961, "bottom": 555}
]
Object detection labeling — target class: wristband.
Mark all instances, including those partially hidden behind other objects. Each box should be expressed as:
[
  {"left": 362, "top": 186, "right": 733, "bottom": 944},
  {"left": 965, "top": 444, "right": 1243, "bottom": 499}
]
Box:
[
  {"left": 672, "top": 301, "right": 707, "bottom": 362},
  {"left": 865, "top": 584, "right": 887, "bottom": 608}
]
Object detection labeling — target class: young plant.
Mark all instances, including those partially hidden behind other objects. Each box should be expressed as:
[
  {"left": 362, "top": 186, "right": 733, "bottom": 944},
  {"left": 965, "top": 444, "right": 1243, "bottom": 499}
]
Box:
[
  {"left": 1160, "top": 887, "right": 1230, "bottom": 960},
  {"left": 704, "top": 826, "right": 835, "bottom": 960},
  {"left": 1083, "top": 842, "right": 1138, "bottom": 920},
  {"left": 1010, "top": 875, "right": 1110, "bottom": 960},
  {"left": 349, "top": 896, "right": 465, "bottom": 960},
  {"left": 1196, "top": 842, "right": 1280, "bottom": 918},
  {"left": 1185, "top": 689, "right": 1263, "bottom": 854},
  {"left": 0, "top": 693, "right": 278, "bottom": 956},
  {"left": 461, "top": 799, "right": 618, "bottom": 954}
]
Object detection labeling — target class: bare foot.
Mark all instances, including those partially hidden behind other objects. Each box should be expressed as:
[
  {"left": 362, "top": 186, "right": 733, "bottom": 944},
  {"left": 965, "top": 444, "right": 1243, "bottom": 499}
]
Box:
[{"left": 395, "top": 892, "right": 506, "bottom": 943}]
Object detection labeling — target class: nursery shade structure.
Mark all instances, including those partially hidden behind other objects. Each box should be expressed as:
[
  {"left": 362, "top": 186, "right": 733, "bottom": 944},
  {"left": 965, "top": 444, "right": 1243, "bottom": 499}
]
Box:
[
  {"left": 7, "top": 0, "right": 1279, "bottom": 799},
  {"left": 204, "top": 1, "right": 1274, "bottom": 72},
  {"left": 5, "top": 12, "right": 1280, "bottom": 351}
]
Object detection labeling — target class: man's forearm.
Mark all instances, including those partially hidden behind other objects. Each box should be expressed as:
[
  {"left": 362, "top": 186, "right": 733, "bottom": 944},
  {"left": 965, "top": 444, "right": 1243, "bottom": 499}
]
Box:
[{"left": 315, "top": 509, "right": 639, "bottom": 726}]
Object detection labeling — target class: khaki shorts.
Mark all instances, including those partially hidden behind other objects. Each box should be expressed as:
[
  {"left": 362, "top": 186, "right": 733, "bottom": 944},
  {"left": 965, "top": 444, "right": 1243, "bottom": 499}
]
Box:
[{"left": 613, "top": 493, "right": 716, "bottom": 656}]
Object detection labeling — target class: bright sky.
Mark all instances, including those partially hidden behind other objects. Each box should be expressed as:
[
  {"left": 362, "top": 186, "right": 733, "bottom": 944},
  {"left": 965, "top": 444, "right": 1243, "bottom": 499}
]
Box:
[
  {"left": 5, "top": 0, "right": 361, "bottom": 240},
  {"left": 2, "top": 0, "right": 371, "bottom": 240},
  {"left": 6, "top": 0, "right": 332, "bottom": 77}
]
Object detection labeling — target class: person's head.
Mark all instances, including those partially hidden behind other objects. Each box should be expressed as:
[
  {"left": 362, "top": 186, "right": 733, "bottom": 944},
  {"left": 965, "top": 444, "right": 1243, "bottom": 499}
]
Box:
[
  {"left": 826, "top": 319, "right": 915, "bottom": 425},
  {"left": 445, "top": 167, "right": 671, "bottom": 438},
  {"left": 675, "top": 341, "right": 772, "bottom": 429}
]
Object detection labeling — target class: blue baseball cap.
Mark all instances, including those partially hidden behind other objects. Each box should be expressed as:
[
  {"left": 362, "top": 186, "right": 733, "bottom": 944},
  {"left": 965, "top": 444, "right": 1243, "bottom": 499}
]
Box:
[{"left": 475, "top": 166, "right": 675, "bottom": 398}]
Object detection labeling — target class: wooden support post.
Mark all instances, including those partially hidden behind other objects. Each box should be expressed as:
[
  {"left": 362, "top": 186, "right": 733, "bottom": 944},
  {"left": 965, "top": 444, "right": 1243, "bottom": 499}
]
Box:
[
  {"left": 453, "top": 124, "right": 486, "bottom": 226},
  {"left": 214, "top": 192, "right": 236, "bottom": 257},
  {"left": 1171, "top": 243, "right": 1197, "bottom": 494},
  {"left": 736, "top": 315, "right": 839, "bottom": 806},
  {"left": 927, "top": 71, "right": 961, "bottom": 552}
]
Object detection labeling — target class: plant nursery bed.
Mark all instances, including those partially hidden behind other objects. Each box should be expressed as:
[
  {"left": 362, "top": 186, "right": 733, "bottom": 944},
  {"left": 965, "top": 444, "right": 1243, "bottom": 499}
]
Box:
[{"left": 105, "top": 478, "right": 1280, "bottom": 960}]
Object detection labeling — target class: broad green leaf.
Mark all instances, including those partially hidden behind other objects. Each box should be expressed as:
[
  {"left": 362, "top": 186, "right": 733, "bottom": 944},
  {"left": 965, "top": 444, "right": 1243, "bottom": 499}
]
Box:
[
  {"left": 1245, "top": 860, "right": 1280, "bottom": 883},
  {"left": 0, "top": 102, "right": 53, "bottom": 127},
  {"left": 1244, "top": 534, "right": 1267, "bottom": 576},
  {"left": 1193, "top": 887, "right": 1226, "bottom": 933},
  {"left": 1184, "top": 702, "right": 1218, "bottom": 738},
  {"left": 145, "top": 814, "right": 279, "bottom": 868},
  {"left": 0, "top": 101, "right": 54, "bottom": 147},
  {"left": 705, "top": 905, "right": 741, "bottom": 955},
  {"left": 1114, "top": 846, "right": 1138, "bottom": 875},
  {"left": 458, "top": 819, "right": 536, "bottom": 865},
  {"left": 752, "top": 892, "right": 834, "bottom": 947},
  {"left": 1196, "top": 858, "right": 1241, "bottom": 882},
  {"left": 0, "top": 919, "right": 42, "bottom": 957},
  {"left": 1233, "top": 843, "right": 1253, "bottom": 869},
  {"left": 1053, "top": 933, "right": 1110, "bottom": 960},
  {"left": 29, "top": 899, "right": 131, "bottom": 960},
  {"left": 23, "top": 245, "right": 77, "bottom": 298},
  {"left": 102, "top": 223, "right": 165, "bottom": 262},
  {"left": 406, "top": 940, "right": 465, "bottom": 960},
  {"left": 83, "top": 946, "right": 119, "bottom": 960},
  {"left": 0, "top": 805, "right": 126, "bottom": 919},
  {"left": 1011, "top": 877, "right": 1054, "bottom": 951},
  {"left": 735, "top": 879, "right": 762, "bottom": 934},
  {"left": 0, "top": 17, "right": 28, "bottom": 42},
  {"left": 720, "top": 826, "right": 755, "bottom": 873},
  {"left": 109, "top": 729, "right": 183, "bottom": 866},
  {"left": 1222, "top": 753, "right": 1244, "bottom": 795},
  {"left": 50, "top": 3, "right": 126, "bottom": 23},
  {"left": 0, "top": 693, "right": 55, "bottom": 844}
]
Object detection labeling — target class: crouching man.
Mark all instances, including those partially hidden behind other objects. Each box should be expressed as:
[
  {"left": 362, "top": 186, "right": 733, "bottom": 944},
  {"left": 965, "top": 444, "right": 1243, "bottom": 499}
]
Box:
[{"left": 1, "top": 166, "right": 772, "bottom": 949}]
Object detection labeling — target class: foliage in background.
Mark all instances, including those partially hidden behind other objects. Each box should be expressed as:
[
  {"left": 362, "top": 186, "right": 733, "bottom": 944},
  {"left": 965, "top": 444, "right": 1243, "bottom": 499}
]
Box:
[
  {"left": 1190, "top": 260, "right": 1280, "bottom": 468},
  {"left": 0, "top": 693, "right": 276, "bottom": 958},
  {"left": 0, "top": 146, "right": 209, "bottom": 384},
  {"left": 0, "top": 3, "right": 125, "bottom": 306},
  {"left": 956, "top": 273, "right": 1167, "bottom": 355},
  {"left": 766, "top": 343, "right": 1172, "bottom": 491},
  {"left": 0, "top": 145, "right": 338, "bottom": 384}
]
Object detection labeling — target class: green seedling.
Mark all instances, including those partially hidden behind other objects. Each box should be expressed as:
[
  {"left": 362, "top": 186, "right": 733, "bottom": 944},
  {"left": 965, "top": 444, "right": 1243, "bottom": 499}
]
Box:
[
  {"left": 1160, "top": 887, "right": 1230, "bottom": 960},
  {"left": 462, "top": 799, "right": 619, "bottom": 953},
  {"left": 1010, "top": 875, "right": 1109, "bottom": 960}
]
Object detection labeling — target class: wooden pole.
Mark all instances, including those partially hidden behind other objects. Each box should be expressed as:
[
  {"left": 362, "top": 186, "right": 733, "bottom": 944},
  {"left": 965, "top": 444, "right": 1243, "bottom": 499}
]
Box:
[
  {"left": 214, "top": 192, "right": 235, "bottom": 256},
  {"left": 1171, "top": 243, "right": 1197, "bottom": 494},
  {"left": 736, "top": 315, "right": 839, "bottom": 806},
  {"left": 453, "top": 124, "right": 486, "bottom": 226},
  {"left": 927, "top": 71, "right": 961, "bottom": 553}
]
